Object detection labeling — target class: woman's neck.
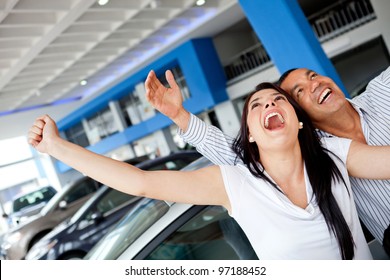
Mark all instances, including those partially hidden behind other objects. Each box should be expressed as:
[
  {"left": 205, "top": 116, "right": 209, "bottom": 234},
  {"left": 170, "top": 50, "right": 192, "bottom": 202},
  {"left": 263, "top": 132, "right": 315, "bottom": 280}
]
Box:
[{"left": 259, "top": 143, "right": 307, "bottom": 208}]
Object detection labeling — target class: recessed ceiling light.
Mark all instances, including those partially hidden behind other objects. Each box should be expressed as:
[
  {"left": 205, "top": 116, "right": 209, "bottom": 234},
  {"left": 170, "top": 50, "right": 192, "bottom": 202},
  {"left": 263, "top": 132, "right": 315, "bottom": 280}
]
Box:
[
  {"left": 98, "top": 0, "right": 110, "bottom": 6},
  {"left": 196, "top": 0, "right": 206, "bottom": 6},
  {"left": 80, "top": 80, "right": 88, "bottom": 86}
]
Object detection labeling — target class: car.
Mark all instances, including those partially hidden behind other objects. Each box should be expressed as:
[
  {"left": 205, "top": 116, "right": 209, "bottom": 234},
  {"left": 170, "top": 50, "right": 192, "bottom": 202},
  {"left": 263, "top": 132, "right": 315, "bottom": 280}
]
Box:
[
  {"left": 85, "top": 157, "right": 259, "bottom": 260},
  {"left": 25, "top": 186, "right": 141, "bottom": 260},
  {"left": 25, "top": 151, "right": 201, "bottom": 260},
  {"left": 0, "top": 176, "right": 102, "bottom": 260},
  {"left": 3, "top": 186, "right": 57, "bottom": 228}
]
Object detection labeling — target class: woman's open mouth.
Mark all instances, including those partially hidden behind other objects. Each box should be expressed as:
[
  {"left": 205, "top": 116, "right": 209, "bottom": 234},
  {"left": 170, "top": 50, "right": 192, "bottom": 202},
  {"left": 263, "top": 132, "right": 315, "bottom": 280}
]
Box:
[{"left": 264, "top": 112, "right": 285, "bottom": 130}]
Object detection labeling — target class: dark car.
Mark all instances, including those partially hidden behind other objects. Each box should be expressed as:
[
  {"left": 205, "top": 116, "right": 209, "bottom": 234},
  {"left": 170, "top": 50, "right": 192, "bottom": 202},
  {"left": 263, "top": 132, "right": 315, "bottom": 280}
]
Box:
[
  {"left": 85, "top": 157, "right": 258, "bottom": 260},
  {"left": 3, "top": 186, "right": 57, "bottom": 228},
  {"left": 25, "top": 151, "right": 201, "bottom": 260}
]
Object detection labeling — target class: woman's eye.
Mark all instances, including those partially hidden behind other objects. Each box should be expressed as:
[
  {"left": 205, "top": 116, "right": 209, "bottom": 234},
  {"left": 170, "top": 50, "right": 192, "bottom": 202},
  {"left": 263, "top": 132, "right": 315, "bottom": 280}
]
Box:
[
  {"left": 310, "top": 73, "right": 317, "bottom": 80},
  {"left": 275, "top": 95, "right": 286, "bottom": 101},
  {"left": 251, "top": 103, "right": 259, "bottom": 110}
]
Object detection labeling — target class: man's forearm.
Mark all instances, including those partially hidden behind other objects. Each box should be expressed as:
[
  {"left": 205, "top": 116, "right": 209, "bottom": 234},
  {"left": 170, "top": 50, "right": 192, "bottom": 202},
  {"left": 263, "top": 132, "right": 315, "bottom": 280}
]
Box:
[
  {"left": 179, "top": 114, "right": 240, "bottom": 166},
  {"left": 172, "top": 109, "right": 191, "bottom": 133}
]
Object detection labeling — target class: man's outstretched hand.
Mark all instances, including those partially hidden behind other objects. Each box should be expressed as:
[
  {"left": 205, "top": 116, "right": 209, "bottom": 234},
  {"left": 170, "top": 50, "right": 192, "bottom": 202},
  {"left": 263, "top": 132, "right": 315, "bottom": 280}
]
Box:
[{"left": 145, "top": 70, "right": 190, "bottom": 131}]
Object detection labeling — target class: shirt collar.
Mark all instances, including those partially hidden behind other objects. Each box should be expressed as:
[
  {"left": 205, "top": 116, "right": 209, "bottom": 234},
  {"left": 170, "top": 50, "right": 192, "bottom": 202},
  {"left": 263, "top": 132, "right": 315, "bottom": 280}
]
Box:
[{"left": 315, "top": 98, "right": 368, "bottom": 138}]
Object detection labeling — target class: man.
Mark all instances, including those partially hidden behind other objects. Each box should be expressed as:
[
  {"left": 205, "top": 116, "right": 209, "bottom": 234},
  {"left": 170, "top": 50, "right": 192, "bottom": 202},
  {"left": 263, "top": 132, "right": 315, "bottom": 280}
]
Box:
[{"left": 144, "top": 66, "right": 390, "bottom": 250}]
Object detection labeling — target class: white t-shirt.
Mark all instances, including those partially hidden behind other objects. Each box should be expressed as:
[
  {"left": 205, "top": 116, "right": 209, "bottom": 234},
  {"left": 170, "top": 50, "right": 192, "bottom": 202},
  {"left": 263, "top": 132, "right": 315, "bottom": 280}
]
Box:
[{"left": 220, "top": 137, "right": 372, "bottom": 260}]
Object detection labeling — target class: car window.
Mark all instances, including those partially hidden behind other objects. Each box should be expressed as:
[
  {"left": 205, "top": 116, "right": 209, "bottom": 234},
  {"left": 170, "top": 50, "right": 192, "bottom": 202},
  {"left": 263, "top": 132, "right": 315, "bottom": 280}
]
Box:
[
  {"left": 85, "top": 198, "right": 169, "bottom": 260},
  {"left": 76, "top": 189, "right": 136, "bottom": 230},
  {"left": 12, "top": 187, "right": 56, "bottom": 212},
  {"left": 95, "top": 189, "right": 134, "bottom": 214},
  {"left": 63, "top": 179, "right": 98, "bottom": 204},
  {"left": 144, "top": 206, "right": 258, "bottom": 260}
]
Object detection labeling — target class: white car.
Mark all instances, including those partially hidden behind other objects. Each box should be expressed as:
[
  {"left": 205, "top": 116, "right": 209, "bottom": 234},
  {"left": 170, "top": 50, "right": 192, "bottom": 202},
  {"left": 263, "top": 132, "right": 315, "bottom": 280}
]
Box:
[{"left": 85, "top": 157, "right": 258, "bottom": 260}]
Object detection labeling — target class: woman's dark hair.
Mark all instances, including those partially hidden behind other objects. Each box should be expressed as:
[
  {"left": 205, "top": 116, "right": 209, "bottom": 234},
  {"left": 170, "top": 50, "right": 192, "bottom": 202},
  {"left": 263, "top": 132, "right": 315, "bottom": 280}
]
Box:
[{"left": 232, "top": 82, "right": 355, "bottom": 260}]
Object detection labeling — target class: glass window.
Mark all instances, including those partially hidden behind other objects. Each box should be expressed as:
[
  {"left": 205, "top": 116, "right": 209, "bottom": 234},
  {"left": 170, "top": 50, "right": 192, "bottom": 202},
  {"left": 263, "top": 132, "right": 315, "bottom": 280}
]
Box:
[
  {"left": 85, "top": 198, "right": 169, "bottom": 260},
  {"left": 64, "top": 179, "right": 98, "bottom": 204},
  {"left": 95, "top": 189, "right": 134, "bottom": 215},
  {"left": 159, "top": 66, "right": 191, "bottom": 101},
  {"left": 87, "top": 107, "right": 118, "bottom": 142},
  {"left": 77, "top": 189, "right": 135, "bottom": 230},
  {"left": 145, "top": 206, "right": 258, "bottom": 260},
  {"left": 64, "top": 122, "right": 90, "bottom": 147},
  {"left": 12, "top": 186, "right": 56, "bottom": 212}
]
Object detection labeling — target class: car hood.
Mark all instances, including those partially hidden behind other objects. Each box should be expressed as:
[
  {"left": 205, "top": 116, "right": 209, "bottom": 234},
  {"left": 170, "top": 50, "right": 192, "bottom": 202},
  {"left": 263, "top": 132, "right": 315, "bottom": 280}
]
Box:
[
  {"left": 8, "top": 213, "right": 43, "bottom": 232},
  {"left": 8, "top": 202, "right": 46, "bottom": 219}
]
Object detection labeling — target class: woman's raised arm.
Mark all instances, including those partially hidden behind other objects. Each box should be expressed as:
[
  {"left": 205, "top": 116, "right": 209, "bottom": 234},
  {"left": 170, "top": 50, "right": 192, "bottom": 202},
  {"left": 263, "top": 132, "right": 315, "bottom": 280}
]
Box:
[{"left": 28, "top": 114, "right": 230, "bottom": 210}]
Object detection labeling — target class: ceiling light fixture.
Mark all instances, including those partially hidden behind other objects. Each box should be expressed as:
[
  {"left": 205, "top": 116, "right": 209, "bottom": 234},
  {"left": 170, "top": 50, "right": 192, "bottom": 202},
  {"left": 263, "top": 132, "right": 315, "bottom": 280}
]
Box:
[
  {"left": 97, "top": 0, "right": 110, "bottom": 6},
  {"left": 80, "top": 80, "right": 88, "bottom": 86},
  {"left": 196, "top": 0, "right": 206, "bottom": 6}
]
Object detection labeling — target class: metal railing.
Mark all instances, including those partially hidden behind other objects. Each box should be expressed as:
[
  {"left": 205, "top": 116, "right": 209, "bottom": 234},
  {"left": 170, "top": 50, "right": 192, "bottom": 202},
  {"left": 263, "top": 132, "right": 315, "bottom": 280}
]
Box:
[
  {"left": 223, "top": 43, "right": 271, "bottom": 82},
  {"left": 308, "top": 0, "right": 376, "bottom": 42},
  {"left": 223, "top": 0, "right": 376, "bottom": 82}
]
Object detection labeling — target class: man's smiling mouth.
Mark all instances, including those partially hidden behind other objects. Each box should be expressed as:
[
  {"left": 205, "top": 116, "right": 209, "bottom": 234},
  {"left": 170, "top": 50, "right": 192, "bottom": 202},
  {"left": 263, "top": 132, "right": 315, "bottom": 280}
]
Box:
[{"left": 318, "top": 88, "right": 332, "bottom": 104}]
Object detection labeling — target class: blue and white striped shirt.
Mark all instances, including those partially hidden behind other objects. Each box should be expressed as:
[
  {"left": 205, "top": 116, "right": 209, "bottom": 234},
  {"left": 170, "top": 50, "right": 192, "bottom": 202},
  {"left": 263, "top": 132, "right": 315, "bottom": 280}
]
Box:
[{"left": 179, "top": 66, "right": 390, "bottom": 244}]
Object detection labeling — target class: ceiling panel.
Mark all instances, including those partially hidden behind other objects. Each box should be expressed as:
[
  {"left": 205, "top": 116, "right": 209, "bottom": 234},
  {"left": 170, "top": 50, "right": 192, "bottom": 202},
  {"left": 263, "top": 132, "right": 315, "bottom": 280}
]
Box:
[{"left": 0, "top": 0, "right": 240, "bottom": 139}]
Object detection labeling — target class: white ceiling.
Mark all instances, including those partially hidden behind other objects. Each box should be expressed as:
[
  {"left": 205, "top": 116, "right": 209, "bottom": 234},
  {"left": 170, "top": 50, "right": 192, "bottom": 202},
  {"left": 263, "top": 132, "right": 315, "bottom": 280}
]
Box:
[{"left": 0, "top": 0, "right": 244, "bottom": 140}]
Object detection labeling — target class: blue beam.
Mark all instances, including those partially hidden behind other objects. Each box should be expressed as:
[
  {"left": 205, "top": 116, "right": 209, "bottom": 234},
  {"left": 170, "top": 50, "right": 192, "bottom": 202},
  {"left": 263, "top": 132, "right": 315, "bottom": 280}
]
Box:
[{"left": 238, "top": 0, "right": 348, "bottom": 96}]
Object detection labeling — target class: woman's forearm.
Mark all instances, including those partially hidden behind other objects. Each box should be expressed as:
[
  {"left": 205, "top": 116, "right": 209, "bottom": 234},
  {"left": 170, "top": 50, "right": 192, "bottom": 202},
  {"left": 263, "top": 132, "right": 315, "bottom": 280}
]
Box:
[{"left": 48, "top": 137, "right": 146, "bottom": 197}]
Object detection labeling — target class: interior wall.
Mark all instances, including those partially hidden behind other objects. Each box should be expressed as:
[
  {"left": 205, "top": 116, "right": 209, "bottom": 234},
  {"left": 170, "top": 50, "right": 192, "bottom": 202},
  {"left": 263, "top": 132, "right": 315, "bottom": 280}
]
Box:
[{"left": 332, "top": 36, "right": 390, "bottom": 94}]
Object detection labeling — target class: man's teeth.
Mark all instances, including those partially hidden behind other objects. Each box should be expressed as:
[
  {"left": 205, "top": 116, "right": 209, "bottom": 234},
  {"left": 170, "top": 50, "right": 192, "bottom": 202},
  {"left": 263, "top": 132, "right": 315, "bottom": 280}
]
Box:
[
  {"left": 264, "top": 112, "right": 284, "bottom": 128},
  {"left": 318, "top": 88, "right": 332, "bottom": 104}
]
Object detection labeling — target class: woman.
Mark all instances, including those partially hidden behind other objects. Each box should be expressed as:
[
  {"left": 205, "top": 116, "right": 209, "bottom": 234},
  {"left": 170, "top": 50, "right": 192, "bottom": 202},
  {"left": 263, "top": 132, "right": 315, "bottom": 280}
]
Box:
[{"left": 28, "top": 82, "right": 390, "bottom": 259}]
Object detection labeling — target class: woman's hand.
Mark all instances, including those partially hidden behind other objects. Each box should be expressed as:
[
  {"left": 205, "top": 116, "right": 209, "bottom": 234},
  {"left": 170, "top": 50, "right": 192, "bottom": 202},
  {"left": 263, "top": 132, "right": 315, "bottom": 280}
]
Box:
[{"left": 28, "top": 114, "right": 60, "bottom": 154}]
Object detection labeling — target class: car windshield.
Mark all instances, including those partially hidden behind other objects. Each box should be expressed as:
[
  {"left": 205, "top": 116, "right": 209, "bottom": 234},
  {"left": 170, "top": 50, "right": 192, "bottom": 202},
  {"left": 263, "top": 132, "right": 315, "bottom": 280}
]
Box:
[
  {"left": 12, "top": 186, "right": 56, "bottom": 212},
  {"left": 85, "top": 198, "right": 169, "bottom": 259},
  {"left": 68, "top": 186, "right": 107, "bottom": 224}
]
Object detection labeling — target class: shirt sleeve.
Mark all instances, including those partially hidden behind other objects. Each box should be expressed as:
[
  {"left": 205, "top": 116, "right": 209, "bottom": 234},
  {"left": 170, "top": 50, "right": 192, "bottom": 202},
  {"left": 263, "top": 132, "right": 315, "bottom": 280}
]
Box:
[
  {"left": 178, "top": 113, "right": 241, "bottom": 165},
  {"left": 321, "top": 137, "right": 352, "bottom": 164},
  {"left": 219, "top": 165, "right": 245, "bottom": 217}
]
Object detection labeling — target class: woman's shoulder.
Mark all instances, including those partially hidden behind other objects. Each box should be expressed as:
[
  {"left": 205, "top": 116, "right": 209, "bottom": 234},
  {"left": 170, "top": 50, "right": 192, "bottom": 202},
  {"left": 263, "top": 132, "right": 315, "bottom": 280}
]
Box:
[{"left": 321, "top": 136, "right": 352, "bottom": 163}]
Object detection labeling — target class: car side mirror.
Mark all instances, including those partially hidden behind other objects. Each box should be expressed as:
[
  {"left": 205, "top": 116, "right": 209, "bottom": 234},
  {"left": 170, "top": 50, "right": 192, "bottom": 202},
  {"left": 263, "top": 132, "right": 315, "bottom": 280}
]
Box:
[
  {"left": 91, "top": 212, "right": 103, "bottom": 223},
  {"left": 59, "top": 200, "right": 68, "bottom": 210}
]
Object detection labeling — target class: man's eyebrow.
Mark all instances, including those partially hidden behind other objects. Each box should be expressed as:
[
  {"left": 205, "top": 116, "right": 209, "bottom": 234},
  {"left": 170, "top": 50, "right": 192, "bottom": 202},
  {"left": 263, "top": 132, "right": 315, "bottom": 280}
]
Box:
[{"left": 291, "top": 70, "right": 313, "bottom": 93}]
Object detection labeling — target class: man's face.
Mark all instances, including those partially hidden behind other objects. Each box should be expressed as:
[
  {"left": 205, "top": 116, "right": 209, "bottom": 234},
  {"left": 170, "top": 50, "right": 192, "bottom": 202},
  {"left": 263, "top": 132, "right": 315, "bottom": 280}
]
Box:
[{"left": 279, "top": 68, "right": 347, "bottom": 123}]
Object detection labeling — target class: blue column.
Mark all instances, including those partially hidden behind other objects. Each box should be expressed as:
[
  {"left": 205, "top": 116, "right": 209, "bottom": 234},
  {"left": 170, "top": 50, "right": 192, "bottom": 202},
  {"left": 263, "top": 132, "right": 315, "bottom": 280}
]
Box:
[{"left": 238, "top": 0, "right": 348, "bottom": 96}]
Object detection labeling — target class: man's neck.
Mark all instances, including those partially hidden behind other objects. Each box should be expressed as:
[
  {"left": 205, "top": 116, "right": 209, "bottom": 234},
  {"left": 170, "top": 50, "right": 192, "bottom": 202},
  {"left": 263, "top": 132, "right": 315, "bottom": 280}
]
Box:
[{"left": 314, "top": 102, "right": 366, "bottom": 144}]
